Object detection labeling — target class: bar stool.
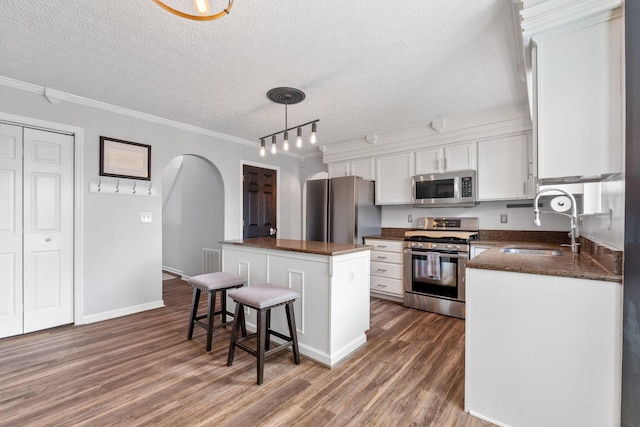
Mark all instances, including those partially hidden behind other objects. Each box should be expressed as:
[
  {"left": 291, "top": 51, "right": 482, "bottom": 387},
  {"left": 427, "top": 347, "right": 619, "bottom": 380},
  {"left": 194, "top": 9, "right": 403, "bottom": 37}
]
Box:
[
  {"left": 227, "top": 283, "right": 301, "bottom": 385},
  {"left": 187, "top": 272, "right": 246, "bottom": 351}
]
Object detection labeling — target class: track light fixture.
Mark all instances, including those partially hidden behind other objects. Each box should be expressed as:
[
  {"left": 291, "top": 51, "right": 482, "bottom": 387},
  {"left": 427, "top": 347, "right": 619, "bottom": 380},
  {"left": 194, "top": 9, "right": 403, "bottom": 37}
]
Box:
[{"left": 259, "top": 87, "right": 319, "bottom": 155}]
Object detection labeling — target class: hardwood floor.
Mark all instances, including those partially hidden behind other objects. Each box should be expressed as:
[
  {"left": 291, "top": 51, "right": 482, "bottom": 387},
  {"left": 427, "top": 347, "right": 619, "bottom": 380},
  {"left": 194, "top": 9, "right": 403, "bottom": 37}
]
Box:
[{"left": 0, "top": 278, "right": 494, "bottom": 426}]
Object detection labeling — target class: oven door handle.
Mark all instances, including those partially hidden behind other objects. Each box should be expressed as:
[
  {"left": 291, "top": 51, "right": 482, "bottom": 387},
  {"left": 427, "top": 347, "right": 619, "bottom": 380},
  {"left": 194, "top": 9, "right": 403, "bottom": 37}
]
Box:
[{"left": 404, "top": 249, "right": 468, "bottom": 259}]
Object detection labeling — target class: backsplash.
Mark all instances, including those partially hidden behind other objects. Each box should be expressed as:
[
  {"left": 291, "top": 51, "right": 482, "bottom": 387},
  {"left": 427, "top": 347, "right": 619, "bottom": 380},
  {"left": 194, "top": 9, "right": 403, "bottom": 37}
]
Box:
[
  {"left": 381, "top": 201, "right": 572, "bottom": 232},
  {"left": 579, "top": 175, "right": 624, "bottom": 249}
]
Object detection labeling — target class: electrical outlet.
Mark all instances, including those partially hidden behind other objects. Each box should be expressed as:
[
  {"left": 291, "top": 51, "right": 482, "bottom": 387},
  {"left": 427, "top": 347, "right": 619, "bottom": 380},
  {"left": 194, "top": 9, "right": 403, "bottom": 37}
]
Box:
[
  {"left": 141, "top": 212, "right": 152, "bottom": 223},
  {"left": 500, "top": 213, "right": 508, "bottom": 224},
  {"left": 408, "top": 214, "right": 413, "bottom": 223}
]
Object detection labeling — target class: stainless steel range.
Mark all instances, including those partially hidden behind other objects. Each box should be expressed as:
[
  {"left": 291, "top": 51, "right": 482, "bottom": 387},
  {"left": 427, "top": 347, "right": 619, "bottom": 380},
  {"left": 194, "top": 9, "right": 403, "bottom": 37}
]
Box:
[{"left": 403, "top": 217, "right": 479, "bottom": 319}]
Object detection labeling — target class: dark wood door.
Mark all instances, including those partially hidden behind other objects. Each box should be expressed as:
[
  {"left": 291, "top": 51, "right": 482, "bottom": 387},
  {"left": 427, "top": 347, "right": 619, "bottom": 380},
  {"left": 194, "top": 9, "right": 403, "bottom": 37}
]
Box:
[{"left": 243, "top": 165, "right": 277, "bottom": 238}]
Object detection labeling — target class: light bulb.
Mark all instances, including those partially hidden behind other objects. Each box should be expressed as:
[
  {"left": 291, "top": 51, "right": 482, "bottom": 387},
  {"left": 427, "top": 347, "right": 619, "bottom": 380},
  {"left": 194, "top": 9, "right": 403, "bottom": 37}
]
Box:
[
  {"left": 194, "top": 0, "right": 210, "bottom": 14},
  {"left": 310, "top": 122, "right": 317, "bottom": 144},
  {"left": 271, "top": 135, "right": 277, "bottom": 154},
  {"left": 259, "top": 139, "right": 266, "bottom": 156},
  {"left": 283, "top": 131, "right": 289, "bottom": 151},
  {"left": 296, "top": 127, "right": 303, "bottom": 148}
]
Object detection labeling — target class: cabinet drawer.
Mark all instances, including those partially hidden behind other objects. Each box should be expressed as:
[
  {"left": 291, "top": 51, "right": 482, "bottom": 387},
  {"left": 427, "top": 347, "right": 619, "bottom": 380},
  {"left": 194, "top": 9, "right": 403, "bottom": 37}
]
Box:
[
  {"left": 370, "top": 276, "right": 404, "bottom": 296},
  {"left": 365, "top": 239, "right": 404, "bottom": 253},
  {"left": 371, "top": 251, "right": 403, "bottom": 264},
  {"left": 370, "top": 262, "right": 403, "bottom": 279}
]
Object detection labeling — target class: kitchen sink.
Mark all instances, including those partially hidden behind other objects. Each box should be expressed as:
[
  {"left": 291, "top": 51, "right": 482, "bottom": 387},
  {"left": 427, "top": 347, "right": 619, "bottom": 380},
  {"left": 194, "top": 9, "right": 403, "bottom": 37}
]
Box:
[{"left": 500, "top": 247, "right": 563, "bottom": 256}]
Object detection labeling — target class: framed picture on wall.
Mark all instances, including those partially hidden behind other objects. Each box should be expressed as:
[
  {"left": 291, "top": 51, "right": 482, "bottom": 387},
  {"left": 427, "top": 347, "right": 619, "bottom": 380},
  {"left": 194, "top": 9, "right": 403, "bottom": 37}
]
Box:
[{"left": 99, "top": 136, "right": 151, "bottom": 180}]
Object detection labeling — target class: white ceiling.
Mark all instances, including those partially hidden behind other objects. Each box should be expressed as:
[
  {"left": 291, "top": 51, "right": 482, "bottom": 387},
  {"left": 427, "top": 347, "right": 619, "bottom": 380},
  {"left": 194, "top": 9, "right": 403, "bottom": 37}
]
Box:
[{"left": 0, "top": 0, "right": 526, "bottom": 155}]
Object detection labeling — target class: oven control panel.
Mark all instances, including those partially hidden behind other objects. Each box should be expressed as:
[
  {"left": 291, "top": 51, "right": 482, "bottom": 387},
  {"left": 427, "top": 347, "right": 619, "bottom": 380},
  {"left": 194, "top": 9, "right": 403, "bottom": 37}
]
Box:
[{"left": 406, "top": 242, "right": 467, "bottom": 252}]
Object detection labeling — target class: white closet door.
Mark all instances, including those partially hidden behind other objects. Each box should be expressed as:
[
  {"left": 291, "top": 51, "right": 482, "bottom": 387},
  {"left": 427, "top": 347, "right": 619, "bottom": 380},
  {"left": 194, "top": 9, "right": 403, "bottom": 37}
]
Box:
[
  {"left": 0, "top": 124, "right": 24, "bottom": 338},
  {"left": 22, "top": 128, "right": 74, "bottom": 333}
]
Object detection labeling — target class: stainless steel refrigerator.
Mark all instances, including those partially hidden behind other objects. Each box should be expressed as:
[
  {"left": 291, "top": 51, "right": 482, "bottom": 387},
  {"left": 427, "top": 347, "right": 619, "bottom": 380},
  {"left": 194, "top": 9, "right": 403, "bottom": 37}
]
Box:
[{"left": 306, "top": 176, "right": 381, "bottom": 244}]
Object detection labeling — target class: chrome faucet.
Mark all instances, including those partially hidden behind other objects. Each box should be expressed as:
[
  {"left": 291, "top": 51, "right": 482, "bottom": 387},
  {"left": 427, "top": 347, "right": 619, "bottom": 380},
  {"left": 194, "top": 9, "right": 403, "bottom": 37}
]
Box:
[{"left": 533, "top": 188, "right": 580, "bottom": 254}]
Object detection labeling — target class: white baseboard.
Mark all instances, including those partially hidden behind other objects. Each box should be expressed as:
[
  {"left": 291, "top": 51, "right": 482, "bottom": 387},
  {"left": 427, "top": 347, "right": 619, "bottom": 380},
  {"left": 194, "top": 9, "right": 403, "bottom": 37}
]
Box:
[
  {"left": 162, "top": 265, "right": 183, "bottom": 277},
  {"left": 79, "top": 300, "right": 165, "bottom": 325}
]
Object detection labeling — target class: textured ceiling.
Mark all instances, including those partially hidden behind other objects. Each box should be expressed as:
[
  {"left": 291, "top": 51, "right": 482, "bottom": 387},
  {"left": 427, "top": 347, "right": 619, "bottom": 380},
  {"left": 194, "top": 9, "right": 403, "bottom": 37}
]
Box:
[{"left": 0, "top": 0, "right": 525, "bottom": 155}]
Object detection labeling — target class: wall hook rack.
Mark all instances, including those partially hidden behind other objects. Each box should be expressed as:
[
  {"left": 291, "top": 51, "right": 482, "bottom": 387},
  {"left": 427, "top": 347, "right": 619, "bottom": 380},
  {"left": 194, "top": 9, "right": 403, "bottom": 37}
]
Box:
[{"left": 89, "top": 178, "right": 156, "bottom": 196}]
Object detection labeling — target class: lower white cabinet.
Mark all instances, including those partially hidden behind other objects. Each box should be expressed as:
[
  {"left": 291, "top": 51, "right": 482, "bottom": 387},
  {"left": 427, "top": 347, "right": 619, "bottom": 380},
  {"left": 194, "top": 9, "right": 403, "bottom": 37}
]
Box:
[
  {"left": 365, "top": 238, "right": 404, "bottom": 302},
  {"left": 466, "top": 268, "right": 622, "bottom": 427},
  {"left": 477, "top": 134, "right": 532, "bottom": 201}
]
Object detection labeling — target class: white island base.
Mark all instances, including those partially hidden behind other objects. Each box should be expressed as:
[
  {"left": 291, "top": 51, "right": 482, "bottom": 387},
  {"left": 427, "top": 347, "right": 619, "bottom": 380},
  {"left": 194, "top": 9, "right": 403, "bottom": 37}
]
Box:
[{"left": 222, "top": 242, "right": 371, "bottom": 367}]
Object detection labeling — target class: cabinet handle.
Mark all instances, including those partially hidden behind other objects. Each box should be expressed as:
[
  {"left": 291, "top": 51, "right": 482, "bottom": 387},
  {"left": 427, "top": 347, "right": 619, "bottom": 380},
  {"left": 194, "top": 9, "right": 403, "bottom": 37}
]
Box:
[
  {"left": 523, "top": 181, "right": 526, "bottom": 195},
  {"left": 377, "top": 245, "right": 387, "bottom": 249},
  {"left": 444, "top": 158, "right": 447, "bottom": 171},
  {"left": 376, "top": 256, "right": 387, "bottom": 260},
  {"left": 376, "top": 268, "right": 387, "bottom": 272},
  {"left": 375, "top": 284, "right": 387, "bottom": 288}
]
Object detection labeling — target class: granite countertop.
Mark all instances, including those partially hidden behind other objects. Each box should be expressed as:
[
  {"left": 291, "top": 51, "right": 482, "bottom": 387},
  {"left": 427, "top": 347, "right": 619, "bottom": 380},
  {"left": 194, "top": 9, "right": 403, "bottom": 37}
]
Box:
[
  {"left": 363, "top": 235, "right": 406, "bottom": 241},
  {"left": 221, "top": 237, "right": 373, "bottom": 256},
  {"left": 468, "top": 243, "right": 622, "bottom": 283}
]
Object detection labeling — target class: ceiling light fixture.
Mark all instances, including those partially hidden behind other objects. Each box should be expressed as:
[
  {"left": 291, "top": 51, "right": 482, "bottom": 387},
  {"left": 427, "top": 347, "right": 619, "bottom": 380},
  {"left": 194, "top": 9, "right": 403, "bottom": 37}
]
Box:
[
  {"left": 260, "top": 87, "right": 319, "bottom": 155},
  {"left": 152, "top": 0, "right": 234, "bottom": 21}
]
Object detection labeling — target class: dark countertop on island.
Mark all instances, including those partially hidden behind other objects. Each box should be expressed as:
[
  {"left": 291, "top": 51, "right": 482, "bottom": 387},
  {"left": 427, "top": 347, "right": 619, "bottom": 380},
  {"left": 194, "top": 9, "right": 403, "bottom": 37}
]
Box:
[{"left": 221, "top": 237, "right": 373, "bottom": 256}]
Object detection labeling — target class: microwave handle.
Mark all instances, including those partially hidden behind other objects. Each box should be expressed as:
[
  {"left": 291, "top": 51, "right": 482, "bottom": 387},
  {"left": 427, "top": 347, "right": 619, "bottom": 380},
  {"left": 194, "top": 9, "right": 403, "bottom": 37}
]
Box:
[{"left": 411, "top": 176, "right": 416, "bottom": 203}]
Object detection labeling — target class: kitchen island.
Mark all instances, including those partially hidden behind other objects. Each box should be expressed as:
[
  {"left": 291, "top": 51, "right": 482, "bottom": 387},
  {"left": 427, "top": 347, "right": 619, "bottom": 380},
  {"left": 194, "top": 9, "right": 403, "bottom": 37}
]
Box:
[{"left": 221, "top": 238, "right": 373, "bottom": 367}]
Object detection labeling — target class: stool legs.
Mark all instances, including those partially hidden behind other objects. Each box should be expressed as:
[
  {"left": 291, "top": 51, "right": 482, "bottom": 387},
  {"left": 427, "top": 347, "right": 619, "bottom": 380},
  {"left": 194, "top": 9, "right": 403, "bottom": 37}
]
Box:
[
  {"left": 227, "top": 300, "right": 299, "bottom": 385},
  {"left": 285, "top": 302, "right": 301, "bottom": 365},
  {"left": 187, "top": 288, "right": 201, "bottom": 340},
  {"left": 227, "top": 303, "right": 244, "bottom": 366},
  {"left": 206, "top": 290, "right": 216, "bottom": 352}
]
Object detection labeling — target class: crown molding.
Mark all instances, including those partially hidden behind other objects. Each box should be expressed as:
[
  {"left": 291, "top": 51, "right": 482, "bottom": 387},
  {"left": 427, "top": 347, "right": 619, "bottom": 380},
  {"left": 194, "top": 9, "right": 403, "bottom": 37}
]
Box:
[
  {"left": 321, "top": 104, "right": 532, "bottom": 164},
  {"left": 0, "top": 75, "right": 306, "bottom": 160},
  {"left": 521, "top": 0, "right": 623, "bottom": 39}
]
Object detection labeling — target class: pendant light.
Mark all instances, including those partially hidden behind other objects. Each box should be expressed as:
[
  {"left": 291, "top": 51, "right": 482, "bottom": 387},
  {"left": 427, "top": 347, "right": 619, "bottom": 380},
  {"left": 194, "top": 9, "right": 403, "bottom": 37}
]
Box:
[{"left": 259, "top": 87, "right": 319, "bottom": 155}]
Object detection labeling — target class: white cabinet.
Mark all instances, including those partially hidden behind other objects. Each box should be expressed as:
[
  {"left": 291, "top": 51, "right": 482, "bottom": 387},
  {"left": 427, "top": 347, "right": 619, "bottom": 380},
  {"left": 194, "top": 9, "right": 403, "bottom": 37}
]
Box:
[
  {"left": 375, "top": 152, "right": 414, "bottom": 205},
  {"left": 477, "top": 134, "right": 532, "bottom": 201},
  {"left": 365, "top": 238, "right": 404, "bottom": 302},
  {"left": 328, "top": 162, "right": 349, "bottom": 178},
  {"left": 328, "top": 159, "right": 375, "bottom": 180},
  {"left": 466, "top": 268, "right": 622, "bottom": 427},
  {"left": 350, "top": 158, "right": 375, "bottom": 180},
  {"left": 531, "top": 11, "right": 623, "bottom": 182},
  {"left": 415, "top": 142, "right": 476, "bottom": 175}
]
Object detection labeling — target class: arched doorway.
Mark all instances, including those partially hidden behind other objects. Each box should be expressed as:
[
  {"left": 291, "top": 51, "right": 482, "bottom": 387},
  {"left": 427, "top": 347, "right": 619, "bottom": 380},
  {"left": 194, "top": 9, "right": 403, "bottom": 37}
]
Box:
[{"left": 162, "top": 155, "right": 224, "bottom": 278}]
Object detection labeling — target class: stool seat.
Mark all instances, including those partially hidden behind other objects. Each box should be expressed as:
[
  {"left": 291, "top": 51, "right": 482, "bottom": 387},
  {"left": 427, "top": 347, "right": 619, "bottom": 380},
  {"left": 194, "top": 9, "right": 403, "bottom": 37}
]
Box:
[
  {"left": 187, "top": 272, "right": 246, "bottom": 352},
  {"left": 190, "top": 272, "right": 246, "bottom": 291},
  {"left": 227, "top": 283, "right": 301, "bottom": 385},
  {"left": 227, "top": 283, "right": 300, "bottom": 309}
]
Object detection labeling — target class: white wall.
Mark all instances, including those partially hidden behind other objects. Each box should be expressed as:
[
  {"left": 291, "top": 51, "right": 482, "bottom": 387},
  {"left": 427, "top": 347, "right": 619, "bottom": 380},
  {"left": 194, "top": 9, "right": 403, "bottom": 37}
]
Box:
[{"left": 0, "top": 82, "right": 324, "bottom": 321}]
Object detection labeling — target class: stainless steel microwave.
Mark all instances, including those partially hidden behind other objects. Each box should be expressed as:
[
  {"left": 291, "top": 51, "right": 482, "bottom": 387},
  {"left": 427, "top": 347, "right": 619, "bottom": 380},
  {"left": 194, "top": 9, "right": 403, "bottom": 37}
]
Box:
[{"left": 412, "top": 170, "right": 477, "bottom": 207}]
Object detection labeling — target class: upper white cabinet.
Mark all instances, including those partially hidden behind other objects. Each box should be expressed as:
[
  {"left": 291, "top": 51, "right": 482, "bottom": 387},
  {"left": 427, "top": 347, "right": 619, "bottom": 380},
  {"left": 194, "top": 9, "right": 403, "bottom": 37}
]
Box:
[
  {"left": 327, "top": 162, "right": 349, "bottom": 178},
  {"left": 350, "top": 158, "right": 375, "bottom": 180},
  {"left": 415, "top": 141, "right": 476, "bottom": 175},
  {"left": 477, "top": 134, "right": 532, "bottom": 201},
  {"left": 523, "top": 3, "right": 623, "bottom": 183},
  {"left": 328, "top": 159, "right": 375, "bottom": 180},
  {"left": 375, "top": 152, "right": 414, "bottom": 205}
]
